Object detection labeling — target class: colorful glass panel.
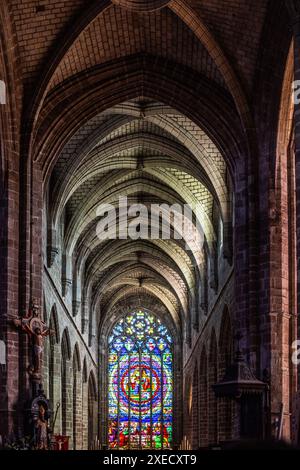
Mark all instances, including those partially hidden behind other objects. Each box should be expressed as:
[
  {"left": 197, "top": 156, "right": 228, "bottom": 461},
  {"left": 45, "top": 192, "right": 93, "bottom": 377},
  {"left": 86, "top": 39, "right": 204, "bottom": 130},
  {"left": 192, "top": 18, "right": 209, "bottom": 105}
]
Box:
[{"left": 108, "top": 310, "right": 173, "bottom": 449}]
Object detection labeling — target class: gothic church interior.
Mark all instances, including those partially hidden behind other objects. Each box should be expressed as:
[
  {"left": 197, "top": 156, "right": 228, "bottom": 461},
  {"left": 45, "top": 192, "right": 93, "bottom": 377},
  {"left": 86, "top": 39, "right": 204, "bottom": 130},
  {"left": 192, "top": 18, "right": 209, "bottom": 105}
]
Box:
[{"left": 0, "top": 0, "right": 300, "bottom": 450}]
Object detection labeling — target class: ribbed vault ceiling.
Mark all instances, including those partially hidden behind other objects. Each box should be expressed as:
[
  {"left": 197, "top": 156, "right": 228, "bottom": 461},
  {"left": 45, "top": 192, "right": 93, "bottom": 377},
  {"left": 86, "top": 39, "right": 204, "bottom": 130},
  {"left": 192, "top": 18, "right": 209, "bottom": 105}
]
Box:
[
  {"left": 22, "top": 0, "right": 268, "bottom": 335},
  {"left": 48, "top": 97, "right": 229, "bottom": 331}
]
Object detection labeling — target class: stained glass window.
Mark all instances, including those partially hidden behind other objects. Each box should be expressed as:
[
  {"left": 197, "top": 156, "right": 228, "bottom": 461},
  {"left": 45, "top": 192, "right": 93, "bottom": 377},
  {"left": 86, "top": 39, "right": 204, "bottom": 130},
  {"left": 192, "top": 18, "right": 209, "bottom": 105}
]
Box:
[{"left": 108, "top": 310, "right": 173, "bottom": 449}]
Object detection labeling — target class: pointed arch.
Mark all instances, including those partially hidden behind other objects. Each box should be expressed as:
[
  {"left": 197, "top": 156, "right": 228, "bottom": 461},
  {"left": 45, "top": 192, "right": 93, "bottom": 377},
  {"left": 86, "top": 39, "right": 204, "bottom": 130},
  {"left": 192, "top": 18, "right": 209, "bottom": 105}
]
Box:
[
  {"left": 61, "top": 328, "right": 71, "bottom": 361},
  {"left": 49, "top": 304, "right": 60, "bottom": 345},
  {"left": 73, "top": 343, "right": 81, "bottom": 372},
  {"left": 89, "top": 370, "right": 98, "bottom": 399},
  {"left": 88, "top": 370, "right": 98, "bottom": 449},
  {"left": 82, "top": 357, "right": 88, "bottom": 383},
  {"left": 106, "top": 310, "right": 174, "bottom": 449}
]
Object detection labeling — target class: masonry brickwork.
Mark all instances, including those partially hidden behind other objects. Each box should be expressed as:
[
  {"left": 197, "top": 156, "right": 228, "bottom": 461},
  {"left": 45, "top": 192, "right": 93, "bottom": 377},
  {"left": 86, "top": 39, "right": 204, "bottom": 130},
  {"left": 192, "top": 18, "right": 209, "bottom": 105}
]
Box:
[{"left": 0, "top": 0, "right": 299, "bottom": 449}]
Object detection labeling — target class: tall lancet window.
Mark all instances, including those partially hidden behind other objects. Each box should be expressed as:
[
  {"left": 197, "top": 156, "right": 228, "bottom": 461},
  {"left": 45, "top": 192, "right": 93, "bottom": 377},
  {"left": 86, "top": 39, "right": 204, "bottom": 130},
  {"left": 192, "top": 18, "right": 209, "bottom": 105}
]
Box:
[{"left": 108, "top": 310, "right": 173, "bottom": 449}]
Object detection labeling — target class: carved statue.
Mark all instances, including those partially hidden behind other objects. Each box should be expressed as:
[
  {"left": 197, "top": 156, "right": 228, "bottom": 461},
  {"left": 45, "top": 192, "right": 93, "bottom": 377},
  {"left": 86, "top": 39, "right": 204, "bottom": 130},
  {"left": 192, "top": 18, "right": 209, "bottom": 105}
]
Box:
[
  {"left": 30, "top": 386, "right": 52, "bottom": 450},
  {"left": 13, "top": 299, "right": 54, "bottom": 376},
  {"left": 35, "top": 404, "right": 49, "bottom": 450}
]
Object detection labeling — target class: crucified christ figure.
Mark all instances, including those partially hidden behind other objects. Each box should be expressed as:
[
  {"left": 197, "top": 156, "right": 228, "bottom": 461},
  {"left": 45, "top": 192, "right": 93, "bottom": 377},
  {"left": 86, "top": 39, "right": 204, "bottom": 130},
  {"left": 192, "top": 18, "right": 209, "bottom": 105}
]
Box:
[{"left": 13, "top": 300, "right": 54, "bottom": 375}]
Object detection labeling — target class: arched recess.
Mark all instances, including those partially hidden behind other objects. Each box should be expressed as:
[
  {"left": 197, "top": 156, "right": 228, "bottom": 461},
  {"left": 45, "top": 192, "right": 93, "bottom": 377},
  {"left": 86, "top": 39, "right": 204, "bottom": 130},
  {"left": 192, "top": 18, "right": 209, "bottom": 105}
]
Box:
[
  {"left": 208, "top": 329, "right": 218, "bottom": 445},
  {"left": 48, "top": 304, "right": 60, "bottom": 432},
  {"left": 61, "top": 329, "right": 72, "bottom": 440},
  {"left": 191, "top": 363, "right": 199, "bottom": 450},
  {"left": 199, "top": 347, "right": 208, "bottom": 448},
  {"left": 218, "top": 307, "right": 233, "bottom": 443},
  {"left": 73, "top": 343, "right": 82, "bottom": 449},
  {"left": 88, "top": 370, "right": 98, "bottom": 450}
]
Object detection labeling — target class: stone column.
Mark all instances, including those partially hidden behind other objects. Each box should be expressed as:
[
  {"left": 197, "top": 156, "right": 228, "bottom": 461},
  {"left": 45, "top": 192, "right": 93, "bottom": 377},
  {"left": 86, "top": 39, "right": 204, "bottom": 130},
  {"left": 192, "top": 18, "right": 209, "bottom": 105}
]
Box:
[
  {"left": 0, "top": 148, "right": 20, "bottom": 437},
  {"left": 52, "top": 343, "right": 61, "bottom": 434},
  {"left": 199, "top": 352, "right": 208, "bottom": 447},
  {"left": 287, "top": 0, "right": 300, "bottom": 389},
  {"left": 62, "top": 358, "right": 73, "bottom": 447},
  {"left": 0, "top": 8, "right": 21, "bottom": 435},
  {"left": 73, "top": 369, "right": 83, "bottom": 449},
  {"left": 82, "top": 379, "right": 88, "bottom": 449}
]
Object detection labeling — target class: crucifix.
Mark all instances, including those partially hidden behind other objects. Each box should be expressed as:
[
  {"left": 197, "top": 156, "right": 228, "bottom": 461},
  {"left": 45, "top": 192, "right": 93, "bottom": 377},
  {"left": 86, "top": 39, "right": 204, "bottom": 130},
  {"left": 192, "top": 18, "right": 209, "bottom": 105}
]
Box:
[{"left": 13, "top": 299, "right": 54, "bottom": 377}]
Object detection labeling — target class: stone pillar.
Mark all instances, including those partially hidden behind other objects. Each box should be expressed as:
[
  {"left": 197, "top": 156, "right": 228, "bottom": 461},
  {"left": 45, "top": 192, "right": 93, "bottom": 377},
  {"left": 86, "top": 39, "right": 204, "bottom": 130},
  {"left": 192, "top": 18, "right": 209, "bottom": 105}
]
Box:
[
  {"left": 191, "top": 367, "right": 199, "bottom": 449},
  {"left": 290, "top": 3, "right": 300, "bottom": 389},
  {"left": 82, "top": 379, "right": 88, "bottom": 449},
  {"left": 73, "top": 369, "right": 83, "bottom": 449},
  {"left": 208, "top": 338, "right": 218, "bottom": 445},
  {"left": 0, "top": 150, "right": 20, "bottom": 436},
  {"left": 62, "top": 358, "right": 73, "bottom": 447},
  {"left": 199, "top": 351, "right": 208, "bottom": 447},
  {"left": 0, "top": 14, "right": 21, "bottom": 435},
  {"left": 52, "top": 343, "right": 61, "bottom": 434}
]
